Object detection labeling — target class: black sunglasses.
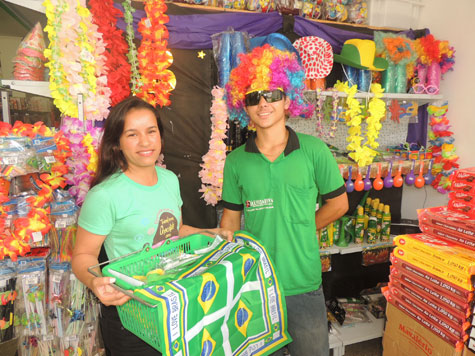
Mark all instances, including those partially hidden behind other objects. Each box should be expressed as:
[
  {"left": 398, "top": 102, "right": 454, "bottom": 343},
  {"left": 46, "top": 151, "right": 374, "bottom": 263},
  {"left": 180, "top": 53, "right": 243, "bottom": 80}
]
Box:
[{"left": 244, "top": 89, "right": 284, "bottom": 107}]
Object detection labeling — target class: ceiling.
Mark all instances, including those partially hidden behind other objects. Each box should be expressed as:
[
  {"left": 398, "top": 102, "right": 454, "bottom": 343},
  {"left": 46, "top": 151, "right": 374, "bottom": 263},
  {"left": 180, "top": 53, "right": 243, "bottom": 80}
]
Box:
[{"left": 0, "top": 1, "right": 46, "bottom": 38}]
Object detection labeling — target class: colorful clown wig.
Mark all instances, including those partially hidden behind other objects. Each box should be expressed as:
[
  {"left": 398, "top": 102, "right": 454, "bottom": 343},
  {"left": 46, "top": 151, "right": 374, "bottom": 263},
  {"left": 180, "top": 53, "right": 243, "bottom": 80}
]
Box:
[{"left": 226, "top": 44, "right": 314, "bottom": 127}]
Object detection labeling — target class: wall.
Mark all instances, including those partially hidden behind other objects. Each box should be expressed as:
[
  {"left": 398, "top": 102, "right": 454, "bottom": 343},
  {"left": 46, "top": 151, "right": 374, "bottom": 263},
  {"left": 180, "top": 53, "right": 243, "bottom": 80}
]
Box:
[
  {"left": 0, "top": 36, "right": 22, "bottom": 79},
  {"left": 400, "top": 0, "right": 475, "bottom": 219}
]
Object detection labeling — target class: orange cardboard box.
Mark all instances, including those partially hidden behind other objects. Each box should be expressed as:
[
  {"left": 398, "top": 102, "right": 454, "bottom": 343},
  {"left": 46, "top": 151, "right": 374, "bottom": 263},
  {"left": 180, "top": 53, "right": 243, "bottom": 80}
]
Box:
[{"left": 383, "top": 303, "right": 463, "bottom": 356}]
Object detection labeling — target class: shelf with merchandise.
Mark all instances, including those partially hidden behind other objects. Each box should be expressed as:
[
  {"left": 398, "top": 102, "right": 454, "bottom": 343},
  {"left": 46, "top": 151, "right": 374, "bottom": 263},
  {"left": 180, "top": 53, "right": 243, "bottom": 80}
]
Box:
[
  {"left": 304, "top": 90, "right": 443, "bottom": 106},
  {"left": 1, "top": 80, "right": 51, "bottom": 98},
  {"left": 4, "top": 0, "right": 45, "bottom": 13}
]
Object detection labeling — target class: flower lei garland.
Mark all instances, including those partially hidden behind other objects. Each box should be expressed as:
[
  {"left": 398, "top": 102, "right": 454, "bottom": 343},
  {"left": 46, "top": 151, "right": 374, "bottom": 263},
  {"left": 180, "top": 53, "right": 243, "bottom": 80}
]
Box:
[
  {"left": 0, "top": 121, "right": 71, "bottom": 261},
  {"left": 427, "top": 104, "right": 459, "bottom": 193},
  {"left": 60, "top": 117, "right": 103, "bottom": 205},
  {"left": 199, "top": 87, "right": 228, "bottom": 206},
  {"left": 122, "top": 0, "right": 141, "bottom": 94},
  {"left": 89, "top": 0, "right": 131, "bottom": 106},
  {"left": 315, "top": 90, "right": 340, "bottom": 139},
  {"left": 334, "top": 81, "right": 386, "bottom": 167},
  {"left": 44, "top": 0, "right": 110, "bottom": 121},
  {"left": 136, "top": 0, "right": 176, "bottom": 107}
]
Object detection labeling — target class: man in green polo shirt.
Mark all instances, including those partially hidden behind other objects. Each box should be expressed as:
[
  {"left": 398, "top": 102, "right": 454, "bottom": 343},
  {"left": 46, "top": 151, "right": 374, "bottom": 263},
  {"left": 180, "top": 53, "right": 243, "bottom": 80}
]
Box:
[{"left": 221, "top": 44, "right": 348, "bottom": 356}]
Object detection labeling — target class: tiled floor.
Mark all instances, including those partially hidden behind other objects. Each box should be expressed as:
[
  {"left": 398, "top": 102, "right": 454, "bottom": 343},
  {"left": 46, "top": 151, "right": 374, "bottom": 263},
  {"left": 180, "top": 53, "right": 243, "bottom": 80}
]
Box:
[{"left": 342, "top": 337, "right": 383, "bottom": 356}]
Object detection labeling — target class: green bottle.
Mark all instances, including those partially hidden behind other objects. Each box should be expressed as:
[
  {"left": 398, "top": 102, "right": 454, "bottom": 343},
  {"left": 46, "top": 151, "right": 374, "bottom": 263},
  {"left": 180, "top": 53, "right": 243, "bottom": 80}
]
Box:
[
  {"left": 381, "top": 205, "right": 392, "bottom": 242},
  {"left": 367, "top": 201, "right": 379, "bottom": 244},
  {"left": 355, "top": 206, "right": 365, "bottom": 244},
  {"left": 319, "top": 226, "right": 329, "bottom": 249},
  {"left": 364, "top": 197, "right": 372, "bottom": 216},
  {"left": 376, "top": 203, "right": 384, "bottom": 240}
]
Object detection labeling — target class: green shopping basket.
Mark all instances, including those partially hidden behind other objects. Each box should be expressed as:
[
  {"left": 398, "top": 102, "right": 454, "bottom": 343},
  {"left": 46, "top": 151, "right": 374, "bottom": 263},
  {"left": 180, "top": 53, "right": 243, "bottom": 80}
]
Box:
[{"left": 88, "top": 233, "right": 215, "bottom": 352}]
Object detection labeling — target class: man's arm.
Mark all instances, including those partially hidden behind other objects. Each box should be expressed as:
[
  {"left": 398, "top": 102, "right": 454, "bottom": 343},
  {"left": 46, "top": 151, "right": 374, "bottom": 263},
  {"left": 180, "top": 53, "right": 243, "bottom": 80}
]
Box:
[
  {"left": 315, "top": 192, "right": 348, "bottom": 230},
  {"left": 220, "top": 208, "right": 242, "bottom": 234}
]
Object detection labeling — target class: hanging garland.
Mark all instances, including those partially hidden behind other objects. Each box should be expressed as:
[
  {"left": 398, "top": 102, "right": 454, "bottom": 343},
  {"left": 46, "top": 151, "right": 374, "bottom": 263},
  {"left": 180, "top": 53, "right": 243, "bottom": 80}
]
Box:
[
  {"left": 315, "top": 90, "right": 340, "bottom": 139},
  {"left": 427, "top": 104, "right": 459, "bottom": 193},
  {"left": 122, "top": 0, "right": 141, "bottom": 94},
  {"left": 43, "top": 0, "right": 110, "bottom": 121},
  {"left": 89, "top": 0, "right": 131, "bottom": 106},
  {"left": 199, "top": 87, "right": 228, "bottom": 206},
  {"left": 60, "top": 117, "right": 103, "bottom": 205},
  {"left": 136, "top": 0, "right": 176, "bottom": 107},
  {"left": 0, "top": 121, "right": 71, "bottom": 260},
  {"left": 334, "top": 81, "right": 386, "bottom": 167}
]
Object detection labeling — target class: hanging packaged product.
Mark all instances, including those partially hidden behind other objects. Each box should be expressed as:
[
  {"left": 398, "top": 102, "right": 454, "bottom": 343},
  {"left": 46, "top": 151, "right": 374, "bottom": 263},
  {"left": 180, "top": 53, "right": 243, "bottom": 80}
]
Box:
[{"left": 320, "top": 251, "right": 332, "bottom": 272}]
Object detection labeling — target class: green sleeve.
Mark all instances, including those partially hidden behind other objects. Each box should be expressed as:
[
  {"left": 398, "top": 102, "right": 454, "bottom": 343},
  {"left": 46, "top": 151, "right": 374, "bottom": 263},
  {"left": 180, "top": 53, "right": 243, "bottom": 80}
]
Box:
[
  {"left": 314, "top": 140, "right": 345, "bottom": 198},
  {"left": 78, "top": 187, "right": 114, "bottom": 236},
  {"left": 222, "top": 154, "right": 243, "bottom": 209}
]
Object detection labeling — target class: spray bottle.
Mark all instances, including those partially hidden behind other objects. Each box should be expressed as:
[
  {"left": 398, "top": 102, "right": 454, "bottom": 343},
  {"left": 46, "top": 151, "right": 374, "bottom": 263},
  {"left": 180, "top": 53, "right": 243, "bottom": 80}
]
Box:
[
  {"left": 376, "top": 202, "right": 384, "bottom": 240},
  {"left": 381, "top": 205, "right": 392, "bottom": 242},
  {"left": 367, "top": 200, "right": 379, "bottom": 244},
  {"left": 354, "top": 206, "right": 365, "bottom": 244}
]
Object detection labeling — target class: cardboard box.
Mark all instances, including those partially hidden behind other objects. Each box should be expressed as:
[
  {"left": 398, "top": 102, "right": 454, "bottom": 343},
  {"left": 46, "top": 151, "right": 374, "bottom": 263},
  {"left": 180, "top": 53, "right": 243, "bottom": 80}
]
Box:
[{"left": 383, "top": 303, "right": 463, "bottom": 356}]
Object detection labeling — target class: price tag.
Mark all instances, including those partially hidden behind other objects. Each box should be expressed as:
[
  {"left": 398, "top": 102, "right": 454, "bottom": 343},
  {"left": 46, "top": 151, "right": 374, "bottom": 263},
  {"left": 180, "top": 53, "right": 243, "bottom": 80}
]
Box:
[
  {"left": 0, "top": 279, "right": 6, "bottom": 288},
  {"left": 145, "top": 18, "right": 152, "bottom": 28},
  {"left": 52, "top": 273, "right": 62, "bottom": 283},
  {"left": 43, "top": 335, "right": 54, "bottom": 341},
  {"left": 45, "top": 156, "right": 56, "bottom": 163},
  {"left": 32, "top": 231, "right": 43, "bottom": 242},
  {"left": 2, "top": 157, "right": 18, "bottom": 165},
  {"left": 68, "top": 335, "right": 79, "bottom": 342},
  {"left": 55, "top": 220, "right": 67, "bottom": 229},
  {"left": 26, "top": 276, "right": 39, "bottom": 285},
  {"left": 5, "top": 218, "right": 11, "bottom": 228}
]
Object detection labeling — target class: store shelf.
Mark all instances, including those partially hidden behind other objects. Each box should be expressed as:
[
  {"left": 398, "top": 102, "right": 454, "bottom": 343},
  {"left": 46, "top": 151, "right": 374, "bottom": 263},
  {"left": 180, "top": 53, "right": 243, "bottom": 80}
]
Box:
[
  {"left": 331, "top": 310, "right": 385, "bottom": 347},
  {"left": 338, "top": 239, "right": 394, "bottom": 255},
  {"left": 304, "top": 90, "right": 443, "bottom": 105},
  {"left": 4, "top": 0, "right": 45, "bottom": 13},
  {"left": 1, "top": 80, "right": 51, "bottom": 98}
]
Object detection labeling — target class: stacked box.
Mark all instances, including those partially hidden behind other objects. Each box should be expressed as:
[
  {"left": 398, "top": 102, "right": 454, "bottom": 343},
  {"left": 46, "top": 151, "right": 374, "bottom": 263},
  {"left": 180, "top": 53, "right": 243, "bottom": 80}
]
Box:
[
  {"left": 448, "top": 168, "right": 475, "bottom": 218},
  {"left": 383, "top": 231, "right": 475, "bottom": 354}
]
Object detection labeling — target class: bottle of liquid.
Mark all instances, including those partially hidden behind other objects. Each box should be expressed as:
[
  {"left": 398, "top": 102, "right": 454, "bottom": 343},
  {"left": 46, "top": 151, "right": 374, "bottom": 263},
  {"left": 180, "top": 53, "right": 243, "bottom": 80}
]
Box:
[
  {"left": 354, "top": 206, "right": 365, "bottom": 244},
  {"left": 367, "top": 201, "right": 379, "bottom": 244},
  {"left": 376, "top": 202, "right": 384, "bottom": 240},
  {"left": 381, "top": 205, "right": 392, "bottom": 242}
]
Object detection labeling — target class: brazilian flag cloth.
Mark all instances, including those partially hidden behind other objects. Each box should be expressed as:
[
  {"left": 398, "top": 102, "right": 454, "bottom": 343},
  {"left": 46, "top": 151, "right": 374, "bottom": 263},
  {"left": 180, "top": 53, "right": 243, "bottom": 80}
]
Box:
[{"left": 133, "top": 231, "right": 291, "bottom": 356}]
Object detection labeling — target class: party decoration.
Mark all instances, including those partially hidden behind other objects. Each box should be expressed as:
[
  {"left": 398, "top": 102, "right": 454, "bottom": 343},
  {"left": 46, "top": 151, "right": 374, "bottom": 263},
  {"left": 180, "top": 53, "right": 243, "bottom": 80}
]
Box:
[
  {"left": 374, "top": 32, "right": 416, "bottom": 93},
  {"left": 136, "top": 0, "right": 176, "bottom": 107},
  {"left": 345, "top": 165, "right": 354, "bottom": 193},
  {"left": 43, "top": 0, "right": 111, "bottom": 121},
  {"left": 427, "top": 104, "right": 459, "bottom": 193},
  {"left": 13, "top": 22, "right": 46, "bottom": 81},
  {"left": 383, "top": 161, "right": 394, "bottom": 188},
  {"left": 226, "top": 44, "right": 314, "bottom": 127},
  {"left": 334, "top": 39, "right": 388, "bottom": 71},
  {"left": 334, "top": 81, "right": 386, "bottom": 167},
  {"left": 413, "top": 34, "right": 455, "bottom": 95},
  {"left": 60, "top": 117, "right": 103, "bottom": 205},
  {"left": 293, "top": 36, "right": 333, "bottom": 89},
  {"left": 89, "top": 0, "right": 131, "bottom": 106},
  {"left": 197, "top": 51, "right": 206, "bottom": 59},
  {"left": 0, "top": 121, "right": 71, "bottom": 261},
  {"left": 199, "top": 87, "right": 228, "bottom": 206},
  {"left": 122, "top": 0, "right": 141, "bottom": 94}
]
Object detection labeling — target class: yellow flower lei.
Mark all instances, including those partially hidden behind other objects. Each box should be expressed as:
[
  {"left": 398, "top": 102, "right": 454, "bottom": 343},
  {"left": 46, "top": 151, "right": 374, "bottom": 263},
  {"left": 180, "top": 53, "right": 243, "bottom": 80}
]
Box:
[{"left": 334, "top": 81, "right": 386, "bottom": 167}]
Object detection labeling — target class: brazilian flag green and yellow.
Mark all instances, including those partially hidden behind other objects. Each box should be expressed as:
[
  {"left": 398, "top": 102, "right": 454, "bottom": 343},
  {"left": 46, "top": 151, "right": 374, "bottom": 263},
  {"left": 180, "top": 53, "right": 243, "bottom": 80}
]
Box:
[{"left": 119, "top": 231, "right": 291, "bottom": 356}]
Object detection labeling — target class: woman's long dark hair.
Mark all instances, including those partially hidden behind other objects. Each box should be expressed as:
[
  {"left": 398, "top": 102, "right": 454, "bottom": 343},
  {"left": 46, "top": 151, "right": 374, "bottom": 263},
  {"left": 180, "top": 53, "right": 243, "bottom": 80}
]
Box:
[{"left": 90, "top": 96, "right": 164, "bottom": 189}]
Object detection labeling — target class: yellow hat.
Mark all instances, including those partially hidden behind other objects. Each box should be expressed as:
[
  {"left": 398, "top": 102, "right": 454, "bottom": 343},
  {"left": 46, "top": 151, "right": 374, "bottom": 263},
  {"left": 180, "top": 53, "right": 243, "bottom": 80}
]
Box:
[{"left": 334, "top": 39, "right": 388, "bottom": 71}]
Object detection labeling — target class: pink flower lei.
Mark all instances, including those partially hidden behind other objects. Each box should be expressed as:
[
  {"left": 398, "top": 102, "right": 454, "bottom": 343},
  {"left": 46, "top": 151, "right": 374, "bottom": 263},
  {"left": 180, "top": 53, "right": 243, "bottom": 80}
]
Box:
[{"left": 199, "top": 87, "right": 229, "bottom": 206}]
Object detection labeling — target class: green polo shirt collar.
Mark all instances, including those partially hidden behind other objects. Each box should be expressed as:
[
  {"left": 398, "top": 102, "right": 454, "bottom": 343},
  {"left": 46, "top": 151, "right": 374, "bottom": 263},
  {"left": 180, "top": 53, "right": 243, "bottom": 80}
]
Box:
[{"left": 245, "top": 126, "right": 300, "bottom": 156}]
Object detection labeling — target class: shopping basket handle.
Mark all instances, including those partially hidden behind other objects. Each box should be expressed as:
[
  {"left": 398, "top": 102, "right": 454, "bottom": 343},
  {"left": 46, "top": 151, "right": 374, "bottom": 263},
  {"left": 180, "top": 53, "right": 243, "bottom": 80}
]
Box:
[{"left": 87, "top": 263, "right": 157, "bottom": 308}]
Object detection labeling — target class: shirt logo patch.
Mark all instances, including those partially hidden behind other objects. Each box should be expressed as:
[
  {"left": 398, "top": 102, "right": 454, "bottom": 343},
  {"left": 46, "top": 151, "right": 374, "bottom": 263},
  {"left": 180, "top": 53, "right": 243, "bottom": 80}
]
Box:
[{"left": 245, "top": 198, "right": 274, "bottom": 212}]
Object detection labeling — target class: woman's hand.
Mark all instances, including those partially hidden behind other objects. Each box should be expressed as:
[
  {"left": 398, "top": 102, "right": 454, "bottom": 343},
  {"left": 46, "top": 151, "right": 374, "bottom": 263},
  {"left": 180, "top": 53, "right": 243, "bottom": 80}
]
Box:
[
  {"left": 211, "top": 228, "right": 234, "bottom": 242},
  {"left": 91, "top": 276, "right": 131, "bottom": 306}
]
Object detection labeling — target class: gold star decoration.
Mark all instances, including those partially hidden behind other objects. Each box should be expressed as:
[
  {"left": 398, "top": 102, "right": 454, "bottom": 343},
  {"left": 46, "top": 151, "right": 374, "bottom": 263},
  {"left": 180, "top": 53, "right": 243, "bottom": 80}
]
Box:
[{"left": 197, "top": 50, "right": 206, "bottom": 59}]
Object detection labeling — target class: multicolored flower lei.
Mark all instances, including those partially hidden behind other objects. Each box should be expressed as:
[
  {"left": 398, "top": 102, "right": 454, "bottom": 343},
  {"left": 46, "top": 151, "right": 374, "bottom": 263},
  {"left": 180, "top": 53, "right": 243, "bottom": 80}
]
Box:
[
  {"left": 43, "top": 0, "right": 110, "bottom": 121},
  {"left": 334, "top": 81, "right": 386, "bottom": 167},
  {"left": 136, "top": 0, "right": 176, "bottom": 107},
  {"left": 60, "top": 117, "right": 103, "bottom": 205},
  {"left": 0, "top": 121, "right": 71, "bottom": 261},
  {"left": 199, "top": 87, "right": 228, "bottom": 206},
  {"left": 427, "top": 104, "right": 459, "bottom": 193},
  {"left": 89, "top": 0, "right": 131, "bottom": 106}
]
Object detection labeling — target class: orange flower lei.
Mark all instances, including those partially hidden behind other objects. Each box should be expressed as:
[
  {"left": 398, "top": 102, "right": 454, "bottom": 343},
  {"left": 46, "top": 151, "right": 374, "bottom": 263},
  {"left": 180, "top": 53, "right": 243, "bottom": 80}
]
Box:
[
  {"left": 136, "top": 0, "right": 176, "bottom": 107},
  {"left": 0, "top": 121, "right": 71, "bottom": 260}
]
